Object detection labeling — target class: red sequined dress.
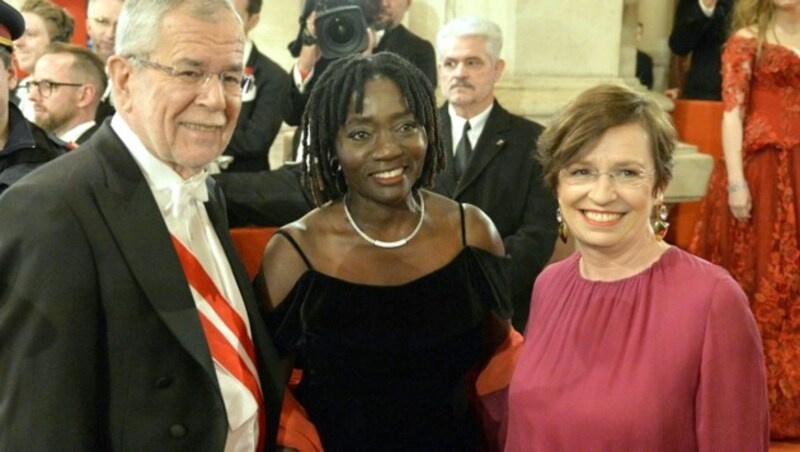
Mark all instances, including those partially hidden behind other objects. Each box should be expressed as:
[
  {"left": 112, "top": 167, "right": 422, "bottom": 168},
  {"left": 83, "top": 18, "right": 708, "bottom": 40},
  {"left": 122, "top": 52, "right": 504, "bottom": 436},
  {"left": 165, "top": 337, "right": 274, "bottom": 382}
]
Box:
[{"left": 689, "top": 34, "right": 800, "bottom": 438}]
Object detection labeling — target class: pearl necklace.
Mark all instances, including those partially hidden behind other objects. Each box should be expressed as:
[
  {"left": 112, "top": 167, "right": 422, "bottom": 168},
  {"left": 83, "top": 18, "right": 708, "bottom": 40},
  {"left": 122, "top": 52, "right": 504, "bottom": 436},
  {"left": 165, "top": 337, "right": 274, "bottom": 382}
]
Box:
[{"left": 343, "top": 192, "right": 425, "bottom": 249}]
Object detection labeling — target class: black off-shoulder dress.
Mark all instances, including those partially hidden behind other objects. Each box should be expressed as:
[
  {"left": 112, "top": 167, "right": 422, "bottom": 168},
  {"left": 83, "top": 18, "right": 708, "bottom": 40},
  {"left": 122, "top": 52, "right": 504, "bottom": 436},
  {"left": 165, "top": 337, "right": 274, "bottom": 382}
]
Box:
[{"left": 269, "top": 205, "right": 510, "bottom": 451}]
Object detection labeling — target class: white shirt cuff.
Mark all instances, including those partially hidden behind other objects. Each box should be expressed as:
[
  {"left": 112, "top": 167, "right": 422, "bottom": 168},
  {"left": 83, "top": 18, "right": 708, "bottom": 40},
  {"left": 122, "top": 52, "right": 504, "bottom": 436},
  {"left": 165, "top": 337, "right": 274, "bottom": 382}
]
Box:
[{"left": 698, "top": 0, "right": 715, "bottom": 17}]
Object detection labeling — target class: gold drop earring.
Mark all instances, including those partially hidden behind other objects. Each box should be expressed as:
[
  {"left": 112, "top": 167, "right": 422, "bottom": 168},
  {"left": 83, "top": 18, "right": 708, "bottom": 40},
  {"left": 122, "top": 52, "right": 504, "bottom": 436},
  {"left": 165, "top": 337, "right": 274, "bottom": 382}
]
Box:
[
  {"left": 556, "top": 207, "right": 569, "bottom": 244},
  {"left": 653, "top": 203, "right": 669, "bottom": 241}
]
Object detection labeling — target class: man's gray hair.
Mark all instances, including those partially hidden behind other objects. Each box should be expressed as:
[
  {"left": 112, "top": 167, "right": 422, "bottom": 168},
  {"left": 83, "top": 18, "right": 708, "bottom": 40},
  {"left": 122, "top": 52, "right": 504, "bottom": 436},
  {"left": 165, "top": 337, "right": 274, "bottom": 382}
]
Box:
[
  {"left": 115, "top": 0, "right": 241, "bottom": 57},
  {"left": 436, "top": 16, "right": 503, "bottom": 62},
  {"left": 0, "top": 48, "right": 11, "bottom": 71}
]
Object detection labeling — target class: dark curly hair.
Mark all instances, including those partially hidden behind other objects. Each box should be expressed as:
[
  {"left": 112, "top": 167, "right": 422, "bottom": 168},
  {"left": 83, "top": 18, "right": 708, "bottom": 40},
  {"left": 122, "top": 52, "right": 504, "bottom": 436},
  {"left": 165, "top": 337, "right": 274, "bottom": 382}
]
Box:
[{"left": 301, "top": 52, "right": 445, "bottom": 206}]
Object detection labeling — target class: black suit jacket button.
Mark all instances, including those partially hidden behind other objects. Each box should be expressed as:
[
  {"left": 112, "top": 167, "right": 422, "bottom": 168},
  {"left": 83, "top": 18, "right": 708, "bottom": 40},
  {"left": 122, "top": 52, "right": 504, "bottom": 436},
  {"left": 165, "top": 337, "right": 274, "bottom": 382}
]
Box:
[
  {"left": 155, "top": 376, "right": 174, "bottom": 389},
  {"left": 169, "top": 424, "right": 187, "bottom": 438}
]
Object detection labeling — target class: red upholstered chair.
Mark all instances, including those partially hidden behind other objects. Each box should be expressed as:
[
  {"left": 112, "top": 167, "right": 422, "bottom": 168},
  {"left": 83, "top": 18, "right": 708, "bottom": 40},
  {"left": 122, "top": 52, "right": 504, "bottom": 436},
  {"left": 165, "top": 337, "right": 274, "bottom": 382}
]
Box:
[
  {"left": 668, "top": 100, "right": 724, "bottom": 250},
  {"left": 230, "top": 227, "right": 279, "bottom": 280},
  {"left": 228, "top": 227, "right": 323, "bottom": 450}
]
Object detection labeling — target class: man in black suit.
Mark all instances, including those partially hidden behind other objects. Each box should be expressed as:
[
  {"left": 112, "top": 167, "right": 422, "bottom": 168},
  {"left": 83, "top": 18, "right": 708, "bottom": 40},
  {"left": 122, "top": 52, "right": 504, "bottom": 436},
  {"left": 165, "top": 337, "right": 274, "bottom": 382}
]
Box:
[
  {"left": 636, "top": 22, "right": 654, "bottom": 90},
  {"left": 0, "top": 0, "right": 287, "bottom": 449},
  {"left": 433, "top": 16, "right": 558, "bottom": 331},
  {"left": 668, "top": 0, "right": 733, "bottom": 100},
  {"left": 28, "top": 43, "right": 107, "bottom": 146},
  {"left": 0, "top": 1, "right": 66, "bottom": 194},
  {"left": 222, "top": 0, "right": 289, "bottom": 172},
  {"left": 371, "top": 0, "right": 436, "bottom": 82},
  {"left": 636, "top": 49, "right": 654, "bottom": 90}
]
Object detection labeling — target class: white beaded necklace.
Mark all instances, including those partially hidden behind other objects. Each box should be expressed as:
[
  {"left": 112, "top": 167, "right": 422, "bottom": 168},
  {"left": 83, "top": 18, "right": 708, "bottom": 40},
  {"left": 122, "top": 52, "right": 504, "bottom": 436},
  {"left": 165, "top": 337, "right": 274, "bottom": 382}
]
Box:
[{"left": 343, "top": 192, "right": 425, "bottom": 249}]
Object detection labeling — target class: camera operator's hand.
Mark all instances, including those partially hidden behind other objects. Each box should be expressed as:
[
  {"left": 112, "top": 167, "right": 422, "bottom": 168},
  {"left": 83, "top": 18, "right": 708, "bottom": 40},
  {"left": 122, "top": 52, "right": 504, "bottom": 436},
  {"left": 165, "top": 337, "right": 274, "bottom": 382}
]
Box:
[
  {"left": 305, "top": 11, "right": 317, "bottom": 37},
  {"left": 361, "top": 27, "right": 378, "bottom": 56},
  {"left": 298, "top": 11, "right": 322, "bottom": 74}
]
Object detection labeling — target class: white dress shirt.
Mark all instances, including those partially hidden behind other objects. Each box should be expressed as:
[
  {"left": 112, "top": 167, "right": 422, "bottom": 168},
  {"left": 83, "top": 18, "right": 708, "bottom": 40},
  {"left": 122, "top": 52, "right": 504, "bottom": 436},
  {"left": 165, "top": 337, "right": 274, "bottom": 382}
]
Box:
[
  {"left": 448, "top": 102, "right": 494, "bottom": 156},
  {"left": 59, "top": 121, "right": 96, "bottom": 144}
]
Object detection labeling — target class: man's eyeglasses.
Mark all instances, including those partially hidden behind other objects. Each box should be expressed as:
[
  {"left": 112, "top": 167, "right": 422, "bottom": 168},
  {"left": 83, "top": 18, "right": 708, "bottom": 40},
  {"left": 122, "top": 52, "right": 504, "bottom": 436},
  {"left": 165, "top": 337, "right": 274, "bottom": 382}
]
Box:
[
  {"left": 89, "top": 16, "right": 118, "bottom": 29},
  {"left": 23, "top": 80, "right": 84, "bottom": 98},
  {"left": 560, "top": 166, "right": 655, "bottom": 188},
  {"left": 128, "top": 55, "right": 255, "bottom": 97}
]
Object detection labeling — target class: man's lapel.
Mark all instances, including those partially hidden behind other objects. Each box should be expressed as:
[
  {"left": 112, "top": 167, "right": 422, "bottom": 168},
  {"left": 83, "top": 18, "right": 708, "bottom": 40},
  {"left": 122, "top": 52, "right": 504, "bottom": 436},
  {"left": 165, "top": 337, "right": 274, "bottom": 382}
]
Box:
[
  {"left": 436, "top": 105, "right": 458, "bottom": 196},
  {"left": 88, "top": 124, "right": 218, "bottom": 384}
]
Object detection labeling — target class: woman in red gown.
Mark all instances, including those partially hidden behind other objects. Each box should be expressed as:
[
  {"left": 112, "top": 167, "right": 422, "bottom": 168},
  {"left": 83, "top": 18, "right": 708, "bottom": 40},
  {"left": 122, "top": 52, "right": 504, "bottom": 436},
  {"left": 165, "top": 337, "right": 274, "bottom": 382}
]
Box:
[{"left": 689, "top": 0, "right": 800, "bottom": 438}]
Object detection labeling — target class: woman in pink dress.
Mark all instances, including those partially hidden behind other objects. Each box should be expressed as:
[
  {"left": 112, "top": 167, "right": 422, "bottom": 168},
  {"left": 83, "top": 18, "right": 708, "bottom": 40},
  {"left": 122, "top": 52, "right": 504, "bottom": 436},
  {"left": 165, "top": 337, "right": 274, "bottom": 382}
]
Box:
[
  {"left": 505, "top": 84, "right": 769, "bottom": 451},
  {"left": 689, "top": 0, "right": 800, "bottom": 438}
]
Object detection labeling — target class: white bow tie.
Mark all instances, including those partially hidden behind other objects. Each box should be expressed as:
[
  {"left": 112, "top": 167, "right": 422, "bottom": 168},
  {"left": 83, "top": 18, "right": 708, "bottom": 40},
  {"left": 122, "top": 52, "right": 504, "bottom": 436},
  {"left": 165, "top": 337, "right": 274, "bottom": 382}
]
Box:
[{"left": 161, "top": 172, "right": 210, "bottom": 218}]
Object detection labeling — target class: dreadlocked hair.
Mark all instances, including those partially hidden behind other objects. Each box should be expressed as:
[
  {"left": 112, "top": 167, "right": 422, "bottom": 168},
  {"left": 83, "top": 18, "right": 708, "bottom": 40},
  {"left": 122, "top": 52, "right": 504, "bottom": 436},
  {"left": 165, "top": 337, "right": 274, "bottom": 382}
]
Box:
[{"left": 301, "top": 52, "right": 445, "bottom": 206}]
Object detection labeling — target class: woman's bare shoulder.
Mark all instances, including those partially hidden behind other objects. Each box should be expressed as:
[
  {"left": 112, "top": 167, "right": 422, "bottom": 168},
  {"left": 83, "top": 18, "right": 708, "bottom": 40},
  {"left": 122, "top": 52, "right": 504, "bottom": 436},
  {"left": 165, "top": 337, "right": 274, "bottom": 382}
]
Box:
[
  {"left": 421, "top": 190, "right": 462, "bottom": 232},
  {"left": 274, "top": 202, "right": 339, "bottom": 242},
  {"left": 422, "top": 191, "right": 504, "bottom": 257},
  {"left": 461, "top": 203, "right": 505, "bottom": 257},
  {"left": 259, "top": 207, "right": 333, "bottom": 308},
  {"left": 733, "top": 27, "right": 756, "bottom": 39}
]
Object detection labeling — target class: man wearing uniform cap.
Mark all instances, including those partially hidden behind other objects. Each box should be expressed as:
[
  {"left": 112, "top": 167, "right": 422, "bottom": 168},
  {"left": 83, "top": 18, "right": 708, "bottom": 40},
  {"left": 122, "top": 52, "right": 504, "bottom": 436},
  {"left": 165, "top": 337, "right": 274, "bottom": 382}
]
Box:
[{"left": 0, "top": 0, "right": 67, "bottom": 195}]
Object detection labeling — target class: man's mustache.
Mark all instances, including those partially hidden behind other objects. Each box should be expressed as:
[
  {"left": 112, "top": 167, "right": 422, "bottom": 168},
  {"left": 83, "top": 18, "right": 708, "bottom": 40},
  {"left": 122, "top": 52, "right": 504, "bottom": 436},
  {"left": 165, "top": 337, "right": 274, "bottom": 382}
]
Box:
[{"left": 449, "top": 81, "right": 474, "bottom": 90}]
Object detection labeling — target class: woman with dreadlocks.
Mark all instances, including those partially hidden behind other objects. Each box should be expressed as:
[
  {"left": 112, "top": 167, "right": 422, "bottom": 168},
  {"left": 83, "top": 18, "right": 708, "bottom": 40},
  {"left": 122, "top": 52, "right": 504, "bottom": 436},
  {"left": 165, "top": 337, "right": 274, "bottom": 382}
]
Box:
[{"left": 258, "top": 52, "right": 514, "bottom": 450}]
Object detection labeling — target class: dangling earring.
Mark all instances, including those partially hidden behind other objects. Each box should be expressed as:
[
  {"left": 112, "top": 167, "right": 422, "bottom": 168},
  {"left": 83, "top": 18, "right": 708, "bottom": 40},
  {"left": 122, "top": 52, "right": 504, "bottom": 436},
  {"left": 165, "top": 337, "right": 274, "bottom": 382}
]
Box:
[
  {"left": 330, "top": 156, "right": 348, "bottom": 194},
  {"left": 556, "top": 208, "right": 569, "bottom": 244},
  {"left": 335, "top": 168, "right": 348, "bottom": 194},
  {"left": 653, "top": 203, "right": 669, "bottom": 241}
]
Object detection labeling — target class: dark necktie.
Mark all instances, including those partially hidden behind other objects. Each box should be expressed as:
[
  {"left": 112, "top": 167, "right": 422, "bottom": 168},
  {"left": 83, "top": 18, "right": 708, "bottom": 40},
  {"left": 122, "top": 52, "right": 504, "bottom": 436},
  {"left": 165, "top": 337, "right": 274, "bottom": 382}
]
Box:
[{"left": 454, "top": 121, "right": 472, "bottom": 180}]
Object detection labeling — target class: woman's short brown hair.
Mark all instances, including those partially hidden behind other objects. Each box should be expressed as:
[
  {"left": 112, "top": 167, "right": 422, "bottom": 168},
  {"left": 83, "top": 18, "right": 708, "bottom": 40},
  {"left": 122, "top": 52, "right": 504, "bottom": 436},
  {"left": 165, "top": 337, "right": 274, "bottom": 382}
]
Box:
[
  {"left": 537, "top": 84, "right": 676, "bottom": 196},
  {"left": 21, "top": 0, "right": 74, "bottom": 43}
]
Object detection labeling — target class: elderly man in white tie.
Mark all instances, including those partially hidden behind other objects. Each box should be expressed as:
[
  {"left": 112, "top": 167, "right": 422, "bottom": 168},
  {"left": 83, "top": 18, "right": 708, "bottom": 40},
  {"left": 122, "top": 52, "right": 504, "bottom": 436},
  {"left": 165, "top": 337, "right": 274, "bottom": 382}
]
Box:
[{"left": 0, "top": 0, "right": 315, "bottom": 450}]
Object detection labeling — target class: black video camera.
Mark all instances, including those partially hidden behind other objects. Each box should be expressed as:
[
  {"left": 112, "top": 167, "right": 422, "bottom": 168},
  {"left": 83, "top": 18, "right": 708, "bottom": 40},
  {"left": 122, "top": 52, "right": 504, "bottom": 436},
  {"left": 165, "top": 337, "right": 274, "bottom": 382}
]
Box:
[
  {"left": 314, "top": 6, "right": 369, "bottom": 59},
  {"left": 290, "top": 0, "right": 379, "bottom": 59}
]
